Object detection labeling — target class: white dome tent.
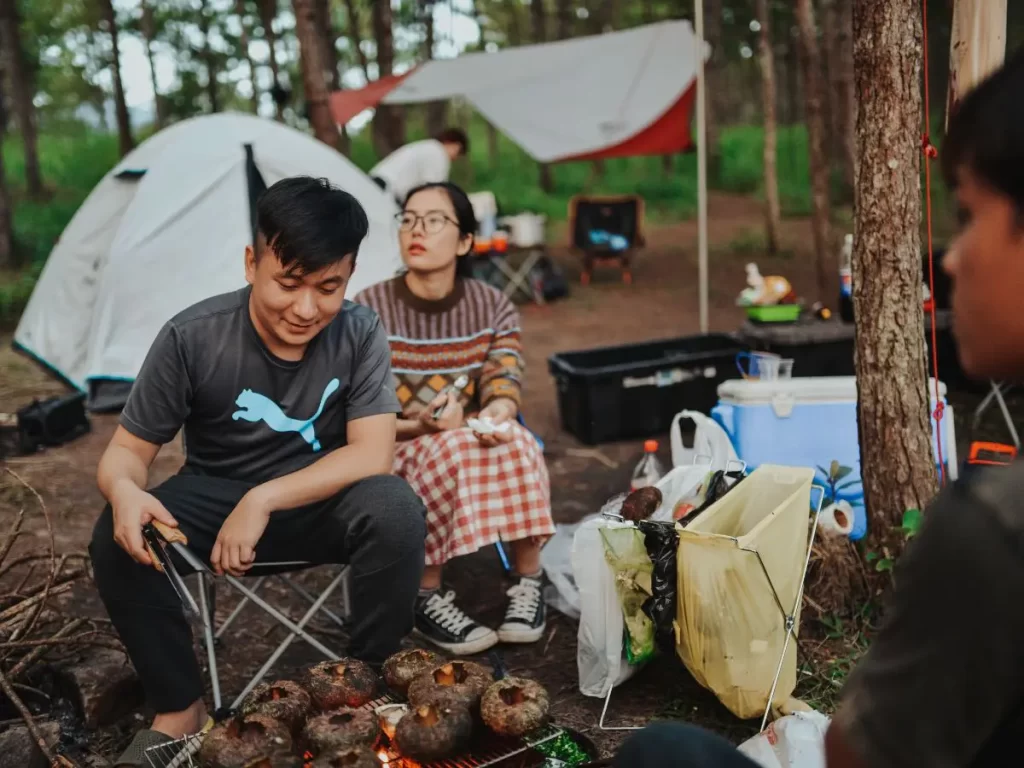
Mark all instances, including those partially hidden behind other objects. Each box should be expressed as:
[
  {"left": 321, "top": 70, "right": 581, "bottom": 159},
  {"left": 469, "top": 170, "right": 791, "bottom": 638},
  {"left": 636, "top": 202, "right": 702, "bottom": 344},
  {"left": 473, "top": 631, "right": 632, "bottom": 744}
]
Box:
[{"left": 13, "top": 113, "right": 403, "bottom": 410}]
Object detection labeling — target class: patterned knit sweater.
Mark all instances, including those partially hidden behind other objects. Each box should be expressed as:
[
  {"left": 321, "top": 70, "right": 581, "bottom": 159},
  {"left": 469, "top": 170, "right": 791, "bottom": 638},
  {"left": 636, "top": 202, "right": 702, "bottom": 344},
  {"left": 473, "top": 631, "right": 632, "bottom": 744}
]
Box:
[{"left": 352, "top": 276, "right": 524, "bottom": 416}]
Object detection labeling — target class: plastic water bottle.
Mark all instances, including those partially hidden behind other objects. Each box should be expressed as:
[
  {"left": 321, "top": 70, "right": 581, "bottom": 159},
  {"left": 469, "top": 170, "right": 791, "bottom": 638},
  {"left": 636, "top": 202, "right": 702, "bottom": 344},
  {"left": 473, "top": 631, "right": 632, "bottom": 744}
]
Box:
[
  {"left": 838, "top": 233, "right": 854, "bottom": 322},
  {"left": 630, "top": 440, "right": 665, "bottom": 491}
]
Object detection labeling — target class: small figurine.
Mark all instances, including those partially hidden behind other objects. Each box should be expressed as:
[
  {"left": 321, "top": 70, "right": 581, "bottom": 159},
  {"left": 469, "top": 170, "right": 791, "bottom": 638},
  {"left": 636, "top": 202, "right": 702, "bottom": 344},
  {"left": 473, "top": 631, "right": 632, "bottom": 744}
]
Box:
[{"left": 738, "top": 263, "right": 795, "bottom": 306}]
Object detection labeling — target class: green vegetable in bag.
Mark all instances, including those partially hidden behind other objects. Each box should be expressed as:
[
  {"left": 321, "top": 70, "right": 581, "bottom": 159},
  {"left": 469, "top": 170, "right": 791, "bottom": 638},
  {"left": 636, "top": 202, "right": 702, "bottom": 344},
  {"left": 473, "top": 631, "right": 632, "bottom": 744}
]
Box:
[{"left": 599, "top": 526, "right": 656, "bottom": 665}]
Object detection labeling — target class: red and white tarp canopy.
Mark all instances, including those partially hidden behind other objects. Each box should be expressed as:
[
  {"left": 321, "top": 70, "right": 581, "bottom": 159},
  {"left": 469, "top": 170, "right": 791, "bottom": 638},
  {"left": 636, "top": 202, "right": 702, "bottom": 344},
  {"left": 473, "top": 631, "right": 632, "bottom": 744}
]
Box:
[{"left": 330, "top": 20, "right": 708, "bottom": 164}]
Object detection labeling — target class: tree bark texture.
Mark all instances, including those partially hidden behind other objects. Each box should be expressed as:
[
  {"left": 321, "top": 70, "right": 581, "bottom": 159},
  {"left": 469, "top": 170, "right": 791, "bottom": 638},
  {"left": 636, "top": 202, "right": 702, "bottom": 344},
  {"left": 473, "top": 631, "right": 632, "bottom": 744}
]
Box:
[
  {"left": 140, "top": 1, "right": 166, "bottom": 129},
  {"left": 257, "top": 0, "right": 285, "bottom": 120},
  {"left": 0, "top": 0, "right": 43, "bottom": 197},
  {"left": 343, "top": 0, "right": 371, "bottom": 81},
  {"left": 703, "top": 0, "right": 723, "bottom": 178},
  {"left": 314, "top": 0, "right": 349, "bottom": 154},
  {"left": 795, "top": 0, "right": 832, "bottom": 302},
  {"left": 945, "top": 0, "right": 1007, "bottom": 130},
  {"left": 99, "top": 0, "right": 134, "bottom": 157},
  {"left": 422, "top": 6, "right": 446, "bottom": 138},
  {"left": 531, "top": 0, "right": 553, "bottom": 192},
  {"left": 292, "top": 0, "right": 339, "bottom": 148},
  {"left": 235, "top": 0, "right": 261, "bottom": 114},
  {"left": 852, "top": 0, "right": 937, "bottom": 555},
  {"left": 833, "top": 0, "right": 856, "bottom": 193},
  {"left": 371, "top": 0, "right": 404, "bottom": 156},
  {"left": 755, "top": 0, "right": 781, "bottom": 255}
]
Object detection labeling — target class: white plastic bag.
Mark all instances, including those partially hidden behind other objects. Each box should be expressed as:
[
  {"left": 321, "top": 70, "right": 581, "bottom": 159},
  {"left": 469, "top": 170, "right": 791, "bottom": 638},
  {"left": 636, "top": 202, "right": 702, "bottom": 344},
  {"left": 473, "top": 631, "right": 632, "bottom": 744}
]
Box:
[
  {"left": 737, "top": 711, "right": 831, "bottom": 768},
  {"left": 573, "top": 514, "right": 640, "bottom": 697},
  {"left": 649, "top": 463, "right": 712, "bottom": 522},
  {"left": 540, "top": 518, "right": 594, "bottom": 620},
  {"left": 670, "top": 409, "right": 739, "bottom": 469}
]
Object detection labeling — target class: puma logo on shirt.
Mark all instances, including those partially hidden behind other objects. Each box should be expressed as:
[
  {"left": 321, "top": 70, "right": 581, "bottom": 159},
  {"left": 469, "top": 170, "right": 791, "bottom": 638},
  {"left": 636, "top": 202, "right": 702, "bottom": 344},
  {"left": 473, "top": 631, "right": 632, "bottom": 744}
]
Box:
[{"left": 232, "top": 378, "right": 341, "bottom": 452}]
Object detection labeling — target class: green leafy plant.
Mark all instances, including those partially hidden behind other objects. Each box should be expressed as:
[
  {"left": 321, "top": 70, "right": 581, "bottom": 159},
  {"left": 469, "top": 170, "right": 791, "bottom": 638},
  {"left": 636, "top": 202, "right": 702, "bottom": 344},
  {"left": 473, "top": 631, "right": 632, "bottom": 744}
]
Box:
[
  {"left": 817, "top": 459, "right": 860, "bottom": 506},
  {"left": 865, "top": 508, "right": 923, "bottom": 572}
]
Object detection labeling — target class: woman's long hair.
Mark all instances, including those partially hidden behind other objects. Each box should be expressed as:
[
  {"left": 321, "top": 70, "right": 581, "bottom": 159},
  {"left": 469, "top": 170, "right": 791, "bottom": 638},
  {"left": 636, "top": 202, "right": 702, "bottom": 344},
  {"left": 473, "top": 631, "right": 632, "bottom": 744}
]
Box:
[{"left": 402, "top": 181, "right": 478, "bottom": 279}]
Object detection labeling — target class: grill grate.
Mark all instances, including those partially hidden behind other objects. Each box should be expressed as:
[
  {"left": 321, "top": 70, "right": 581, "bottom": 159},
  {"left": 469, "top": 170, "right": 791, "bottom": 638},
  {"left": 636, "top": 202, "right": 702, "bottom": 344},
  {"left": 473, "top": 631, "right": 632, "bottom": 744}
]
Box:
[{"left": 144, "top": 693, "right": 563, "bottom": 768}]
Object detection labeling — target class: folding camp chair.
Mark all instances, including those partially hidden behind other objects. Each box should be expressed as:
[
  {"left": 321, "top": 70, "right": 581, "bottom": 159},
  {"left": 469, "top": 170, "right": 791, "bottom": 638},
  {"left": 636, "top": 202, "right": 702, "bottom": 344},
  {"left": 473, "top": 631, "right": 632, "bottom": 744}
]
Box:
[
  {"left": 568, "top": 194, "right": 646, "bottom": 285},
  {"left": 145, "top": 526, "right": 352, "bottom": 715}
]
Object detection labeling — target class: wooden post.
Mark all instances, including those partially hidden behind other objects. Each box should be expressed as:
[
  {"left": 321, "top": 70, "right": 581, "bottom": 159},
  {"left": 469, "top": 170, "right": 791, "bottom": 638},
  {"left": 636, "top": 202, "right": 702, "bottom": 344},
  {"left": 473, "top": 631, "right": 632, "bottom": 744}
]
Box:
[{"left": 945, "top": 0, "right": 1007, "bottom": 130}]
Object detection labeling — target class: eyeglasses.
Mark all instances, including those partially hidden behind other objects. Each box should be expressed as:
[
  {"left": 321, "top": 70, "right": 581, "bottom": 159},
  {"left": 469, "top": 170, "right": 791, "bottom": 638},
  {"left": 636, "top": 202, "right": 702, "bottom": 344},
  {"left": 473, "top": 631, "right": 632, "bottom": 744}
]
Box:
[{"left": 396, "top": 211, "right": 457, "bottom": 234}]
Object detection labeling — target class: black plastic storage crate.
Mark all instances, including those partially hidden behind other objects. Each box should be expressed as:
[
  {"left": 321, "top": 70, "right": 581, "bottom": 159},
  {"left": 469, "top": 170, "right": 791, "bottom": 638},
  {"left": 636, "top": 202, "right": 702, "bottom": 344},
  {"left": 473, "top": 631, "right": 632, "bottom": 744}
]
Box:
[{"left": 548, "top": 334, "right": 747, "bottom": 445}]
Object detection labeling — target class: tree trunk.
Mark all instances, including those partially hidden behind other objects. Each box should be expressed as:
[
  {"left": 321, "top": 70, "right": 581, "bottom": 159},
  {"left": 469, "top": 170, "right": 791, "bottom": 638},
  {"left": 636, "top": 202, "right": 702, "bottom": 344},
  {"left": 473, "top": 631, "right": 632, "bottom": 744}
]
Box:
[
  {"left": 555, "top": 0, "right": 571, "bottom": 41},
  {"left": 140, "top": 1, "right": 166, "bottom": 129},
  {"left": 235, "top": 0, "right": 261, "bottom": 114},
  {"left": 257, "top": 0, "right": 285, "bottom": 120},
  {"left": 371, "top": 0, "right": 403, "bottom": 156},
  {"left": 0, "top": 0, "right": 43, "bottom": 198},
  {"left": 836, "top": 0, "right": 856, "bottom": 193},
  {"left": 198, "top": 0, "right": 220, "bottom": 112},
  {"left": 945, "top": 0, "right": 1007, "bottom": 131},
  {"left": 487, "top": 122, "right": 499, "bottom": 169},
  {"left": 314, "top": 0, "right": 349, "bottom": 154},
  {"left": 531, "top": 0, "right": 553, "bottom": 192},
  {"left": 422, "top": 6, "right": 446, "bottom": 137},
  {"left": 343, "top": 0, "right": 371, "bottom": 81},
  {"left": 704, "top": 0, "right": 723, "bottom": 180},
  {"left": 0, "top": 71, "right": 13, "bottom": 269},
  {"left": 755, "top": 0, "right": 781, "bottom": 255},
  {"left": 292, "top": 0, "right": 339, "bottom": 148},
  {"left": 795, "top": 0, "right": 832, "bottom": 302},
  {"left": 99, "top": 0, "right": 134, "bottom": 157},
  {"left": 852, "top": 0, "right": 937, "bottom": 558}
]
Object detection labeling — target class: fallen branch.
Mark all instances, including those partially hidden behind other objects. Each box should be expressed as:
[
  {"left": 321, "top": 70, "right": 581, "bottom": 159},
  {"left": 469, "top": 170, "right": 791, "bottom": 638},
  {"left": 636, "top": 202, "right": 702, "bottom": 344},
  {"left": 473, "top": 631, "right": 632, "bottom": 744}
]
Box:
[
  {"left": 0, "top": 664, "right": 58, "bottom": 766},
  {"left": 0, "top": 507, "right": 26, "bottom": 568},
  {"left": 7, "top": 618, "right": 87, "bottom": 680},
  {"left": 0, "top": 581, "right": 76, "bottom": 625},
  {"left": 0, "top": 630, "right": 116, "bottom": 650}
]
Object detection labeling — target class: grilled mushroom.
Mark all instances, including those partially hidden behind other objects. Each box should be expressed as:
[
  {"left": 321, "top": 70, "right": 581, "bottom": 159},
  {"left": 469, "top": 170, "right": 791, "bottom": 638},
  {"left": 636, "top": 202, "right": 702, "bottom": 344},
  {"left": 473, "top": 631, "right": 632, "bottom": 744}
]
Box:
[
  {"left": 198, "top": 713, "right": 293, "bottom": 768},
  {"left": 308, "top": 746, "right": 380, "bottom": 768},
  {"left": 240, "top": 680, "right": 311, "bottom": 734},
  {"left": 620, "top": 486, "right": 663, "bottom": 521},
  {"left": 394, "top": 703, "right": 473, "bottom": 762},
  {"left": 382, "top": 648, "right": 444, "bottom": 696},
  {"left": 407, "top": 660, "right": 493, "bottom": 713},
  {"left": 303, "top": 659, "right": 380, "bottom": 711},
  {"left": 480, "top": 677, "right": 550, "bottom": 737},
  {"left": 302, "top": 708, "right": 380, "bottom": 753}
]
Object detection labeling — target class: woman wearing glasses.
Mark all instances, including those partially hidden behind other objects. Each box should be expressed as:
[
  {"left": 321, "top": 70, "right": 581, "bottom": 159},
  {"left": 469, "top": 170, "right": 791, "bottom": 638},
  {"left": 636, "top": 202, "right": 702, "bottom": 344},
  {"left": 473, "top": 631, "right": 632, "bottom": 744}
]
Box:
[{"left": 353, "top": 182, "right": 554, "bottom": 656}]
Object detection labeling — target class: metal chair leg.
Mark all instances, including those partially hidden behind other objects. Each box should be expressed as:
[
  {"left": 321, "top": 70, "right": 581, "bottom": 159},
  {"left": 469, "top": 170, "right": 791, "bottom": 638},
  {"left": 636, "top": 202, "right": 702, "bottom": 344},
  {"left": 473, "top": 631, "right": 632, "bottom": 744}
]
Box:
[{"left": 196, "top": 572, "right": 222, "bottom": 712}]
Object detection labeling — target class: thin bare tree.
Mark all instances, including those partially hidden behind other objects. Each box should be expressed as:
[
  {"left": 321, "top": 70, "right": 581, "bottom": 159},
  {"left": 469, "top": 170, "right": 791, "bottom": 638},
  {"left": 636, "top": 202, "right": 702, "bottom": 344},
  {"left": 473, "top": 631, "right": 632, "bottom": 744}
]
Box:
[
  {"left": 99, "top": 0, "right": 134, "bottom": 156},
  {"left": 0, "top": 0, "right": 43, "bottom": 197},
  {"left": 292, "top": 0, "right": 339, "bottom": 148},
  {"left": 755, "top": 0, "right": 781, "bottom": 255}
]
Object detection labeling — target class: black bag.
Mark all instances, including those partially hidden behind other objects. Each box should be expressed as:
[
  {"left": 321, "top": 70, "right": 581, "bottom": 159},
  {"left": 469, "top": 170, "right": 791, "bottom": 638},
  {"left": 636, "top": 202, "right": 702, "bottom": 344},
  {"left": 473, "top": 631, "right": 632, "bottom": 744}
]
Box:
[
  {"left": 16, "top": 392, "right": 90, "bottom": 454},
  {"left": 636, "top": 520, "right": 679, "bottom": 653}
]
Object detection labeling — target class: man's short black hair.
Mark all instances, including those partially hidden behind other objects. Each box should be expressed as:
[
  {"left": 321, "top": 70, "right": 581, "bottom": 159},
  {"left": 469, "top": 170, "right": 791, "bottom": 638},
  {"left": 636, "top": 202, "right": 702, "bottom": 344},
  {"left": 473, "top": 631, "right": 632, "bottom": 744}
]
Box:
[
  {"left": 256, "top": 176, "right": 369, "bottom": 272},
  {"left": 435, "top": 127, "right": 469, "bottom": 156},
  {"left": 943, "top": 46, "right": 1024, "bottom": 215}
]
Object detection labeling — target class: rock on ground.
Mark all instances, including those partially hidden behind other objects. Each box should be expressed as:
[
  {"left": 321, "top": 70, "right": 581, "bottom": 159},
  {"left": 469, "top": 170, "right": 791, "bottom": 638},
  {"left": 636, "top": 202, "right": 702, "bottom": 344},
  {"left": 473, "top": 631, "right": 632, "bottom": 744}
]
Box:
[
  {"left": 0, "top": 721, "right": 61, "bottom": 768},
  {"left": 56, "top": 648, "right": 143, "bottom": 729}
]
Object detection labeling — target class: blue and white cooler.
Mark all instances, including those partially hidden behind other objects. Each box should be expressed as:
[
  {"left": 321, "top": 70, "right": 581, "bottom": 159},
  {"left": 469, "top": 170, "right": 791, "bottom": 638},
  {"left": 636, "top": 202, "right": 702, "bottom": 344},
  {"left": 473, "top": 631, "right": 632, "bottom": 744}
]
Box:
[{"left": 710, "top": 376, "right": 957, "bottom": 540}]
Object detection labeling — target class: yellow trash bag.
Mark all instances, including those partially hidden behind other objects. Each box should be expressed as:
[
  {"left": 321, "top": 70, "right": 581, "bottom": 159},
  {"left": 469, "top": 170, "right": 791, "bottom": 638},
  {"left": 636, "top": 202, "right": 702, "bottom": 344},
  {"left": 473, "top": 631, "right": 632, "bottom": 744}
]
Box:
[{"left": 673, "top": 464, "right": 818, "bottom": 722}]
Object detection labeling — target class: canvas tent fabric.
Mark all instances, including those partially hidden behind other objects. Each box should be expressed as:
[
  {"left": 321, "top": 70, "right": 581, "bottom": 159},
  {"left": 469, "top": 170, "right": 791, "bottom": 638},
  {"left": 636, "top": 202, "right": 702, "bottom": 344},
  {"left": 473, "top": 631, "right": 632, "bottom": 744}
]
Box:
[
  {"left": 14, "top": 112, "right": 403, "bottom": 410},
  {"left": 673, "top": 464, "right": 815, "bottom": 721},
  {"left": 329, "top": 20, "right": 706, "bottom": 163}
]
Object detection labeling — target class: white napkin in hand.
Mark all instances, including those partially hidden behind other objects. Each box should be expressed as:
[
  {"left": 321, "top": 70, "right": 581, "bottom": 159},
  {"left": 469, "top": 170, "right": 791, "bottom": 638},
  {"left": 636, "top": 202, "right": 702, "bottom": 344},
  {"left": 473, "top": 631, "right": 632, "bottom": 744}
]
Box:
[{"left": 467, "top": 417, "right": 512, "bottom": 435}]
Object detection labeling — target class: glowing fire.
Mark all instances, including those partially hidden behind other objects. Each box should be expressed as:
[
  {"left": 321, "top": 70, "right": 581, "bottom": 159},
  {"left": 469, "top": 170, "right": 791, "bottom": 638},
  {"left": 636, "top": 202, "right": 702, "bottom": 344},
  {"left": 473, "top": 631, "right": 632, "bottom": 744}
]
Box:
[{"left": 377, "top": 751, "right": 390, "bottom": 764}]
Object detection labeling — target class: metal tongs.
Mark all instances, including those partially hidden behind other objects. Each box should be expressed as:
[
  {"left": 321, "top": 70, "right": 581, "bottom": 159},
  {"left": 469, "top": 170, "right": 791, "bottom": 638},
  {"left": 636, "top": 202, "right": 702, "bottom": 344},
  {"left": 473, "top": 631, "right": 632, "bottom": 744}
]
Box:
[{"left": 142, "top": 521, "right": 202, "bottom": 622}]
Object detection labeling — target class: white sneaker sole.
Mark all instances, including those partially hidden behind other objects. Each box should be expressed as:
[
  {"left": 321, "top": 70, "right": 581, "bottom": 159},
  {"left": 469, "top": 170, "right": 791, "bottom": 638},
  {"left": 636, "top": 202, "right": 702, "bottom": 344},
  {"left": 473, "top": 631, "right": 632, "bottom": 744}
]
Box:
[
  {"left": 414, "top": 628, "right": 499, "bottom": 655},
  {"left": 497, "top": 624, "right": 546, "bottom": 644}
]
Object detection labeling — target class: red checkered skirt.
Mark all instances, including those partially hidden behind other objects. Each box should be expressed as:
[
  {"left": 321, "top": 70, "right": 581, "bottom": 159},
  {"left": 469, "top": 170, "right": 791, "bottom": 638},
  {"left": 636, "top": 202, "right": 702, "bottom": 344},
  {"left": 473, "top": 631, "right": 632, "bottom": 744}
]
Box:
[{"left": 393, "top": 422, "right": 554, "bottom": 566}]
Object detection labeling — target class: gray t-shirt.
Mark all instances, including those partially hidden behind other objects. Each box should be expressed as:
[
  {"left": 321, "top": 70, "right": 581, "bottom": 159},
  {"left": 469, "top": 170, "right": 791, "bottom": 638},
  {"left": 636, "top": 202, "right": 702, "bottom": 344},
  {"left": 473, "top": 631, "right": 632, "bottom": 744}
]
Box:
[{"left": 120, "top": 286, "right": 400, "bottom": 483}]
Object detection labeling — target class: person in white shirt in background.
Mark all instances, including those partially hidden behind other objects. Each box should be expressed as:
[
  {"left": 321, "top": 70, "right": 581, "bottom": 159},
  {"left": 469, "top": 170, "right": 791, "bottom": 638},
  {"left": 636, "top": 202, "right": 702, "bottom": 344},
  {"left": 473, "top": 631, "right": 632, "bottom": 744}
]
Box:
[{"left": 370, "top": 128, "right": 469, "bottom": 206}]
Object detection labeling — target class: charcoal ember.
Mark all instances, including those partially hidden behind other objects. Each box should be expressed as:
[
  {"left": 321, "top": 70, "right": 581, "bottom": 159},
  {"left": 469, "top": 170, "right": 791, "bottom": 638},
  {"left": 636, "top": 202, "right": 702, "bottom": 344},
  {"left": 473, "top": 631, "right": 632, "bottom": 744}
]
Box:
[
  {"left": 394, "top": 703, "right": 473, "bottom": 762},
  {"left": 55, "top": 648, "right": 143, "bottom": 729},
  {"left": 309, "top": 745, "right": 380, "bottom": 767},
  {"left": 480, "top": 677, "right": 550, "bottom": 737}
]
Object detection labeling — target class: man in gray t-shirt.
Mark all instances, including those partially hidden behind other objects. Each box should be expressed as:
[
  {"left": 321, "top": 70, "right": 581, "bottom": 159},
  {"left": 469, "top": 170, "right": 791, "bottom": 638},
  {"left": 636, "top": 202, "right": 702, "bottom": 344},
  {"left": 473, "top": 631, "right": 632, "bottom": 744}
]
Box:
[{"left": 90, "top": 177, "right": 426, "bottom": 761}]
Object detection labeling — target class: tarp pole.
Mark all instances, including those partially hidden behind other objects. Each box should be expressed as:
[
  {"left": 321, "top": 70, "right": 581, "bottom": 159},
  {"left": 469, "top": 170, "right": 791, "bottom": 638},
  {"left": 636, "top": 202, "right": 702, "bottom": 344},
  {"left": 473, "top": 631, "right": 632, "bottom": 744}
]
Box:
[{"left": 695, "top": 1, "right": 709, "bottom": 333}]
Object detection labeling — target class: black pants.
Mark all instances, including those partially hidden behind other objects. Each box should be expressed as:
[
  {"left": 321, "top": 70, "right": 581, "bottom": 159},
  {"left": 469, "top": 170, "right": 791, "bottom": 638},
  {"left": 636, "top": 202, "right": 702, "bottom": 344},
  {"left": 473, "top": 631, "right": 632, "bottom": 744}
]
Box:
[
  {"left": 89, "top": 471, "right": 426, "bottom": 713},
  {"left": 612, "top": 722, "right": 759, "bottom": 768}
]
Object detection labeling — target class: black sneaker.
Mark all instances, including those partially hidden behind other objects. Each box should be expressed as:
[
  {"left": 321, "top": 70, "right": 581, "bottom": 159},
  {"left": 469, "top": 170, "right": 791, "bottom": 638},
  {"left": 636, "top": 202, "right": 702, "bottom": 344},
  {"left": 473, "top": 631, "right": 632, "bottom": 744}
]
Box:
[
  {"left": 414, "top": 590, "right": 498, "bottom": 655},
  {"left": 497, "top": 575, "right": 546, "bottom": 643}
]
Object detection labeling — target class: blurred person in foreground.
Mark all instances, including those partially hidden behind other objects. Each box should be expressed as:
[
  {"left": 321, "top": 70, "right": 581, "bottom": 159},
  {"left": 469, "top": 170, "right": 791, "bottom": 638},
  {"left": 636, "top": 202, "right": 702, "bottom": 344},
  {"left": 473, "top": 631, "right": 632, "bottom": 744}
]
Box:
[
  {"left": 611, "top": 45, "right": 1024, "bottom": 768},
  {"left": 370, "top": 127, "right": 469, "bottom": 207},
  {"left": 92, "top": 177, "right": 426, "bottom": 766}
]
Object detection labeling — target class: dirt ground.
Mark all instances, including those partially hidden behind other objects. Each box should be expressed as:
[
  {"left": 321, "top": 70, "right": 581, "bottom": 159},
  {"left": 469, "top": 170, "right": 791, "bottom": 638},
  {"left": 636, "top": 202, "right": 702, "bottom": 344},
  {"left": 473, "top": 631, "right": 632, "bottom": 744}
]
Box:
[{"left": 0, "top": 193, "right": 997, "bottom": 763}]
